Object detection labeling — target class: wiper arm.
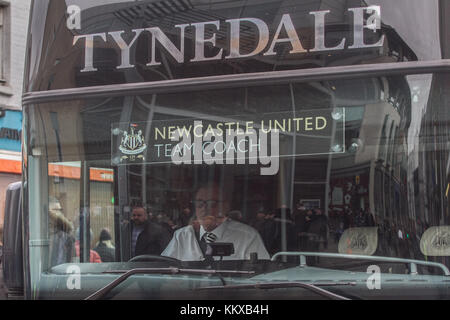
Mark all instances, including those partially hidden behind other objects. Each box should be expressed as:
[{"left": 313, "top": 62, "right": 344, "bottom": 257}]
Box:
[
  {"left": 85, "top": 267, "right": 255, "bottom": 300},
  {"left": 197, "top": 281, "right": 356, "bottom": 300}
]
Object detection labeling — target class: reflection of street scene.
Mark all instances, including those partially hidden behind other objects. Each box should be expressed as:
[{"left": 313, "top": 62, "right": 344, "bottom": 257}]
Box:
[{"left": 1, "top": 0, "right": 449, "bottom": 301}]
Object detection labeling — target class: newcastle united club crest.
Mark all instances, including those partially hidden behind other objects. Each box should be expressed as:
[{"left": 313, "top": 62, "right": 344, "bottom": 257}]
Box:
[{"left": 119, "top": 126, "right": 147, "bottom": 162}]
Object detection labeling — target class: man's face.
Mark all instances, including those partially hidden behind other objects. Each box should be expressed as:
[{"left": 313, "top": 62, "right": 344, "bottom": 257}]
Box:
[
  {"left": 194, "top": 186, "right": 229, "bottom": 232},
  {"left": 131, "top": 207, "right": 148, "bottom": 226}
]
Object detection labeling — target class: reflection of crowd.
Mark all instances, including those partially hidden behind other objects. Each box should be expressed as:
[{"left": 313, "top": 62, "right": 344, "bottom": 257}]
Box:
[
  {"left": 162, "top": 183, "right": 269, "bottom": 261},
  {"left": 155, "top": 203, "right": 331, "bottom": 256},
  {"left": 327, "top": 208, "right": 375, "bottom": 243},
  {"left": 49, "top": 191, "right": 384, "bottom": 266},
  {"left": 49, "top": 192, "right": 428, "bottom": 266},
  {"left": 48, "top": 198, "right": 104, "bottom": 265},
  {"left": 294, "top": 207, "right": 329, "bottom": 252},
  {"left": 243, "top": 205, "right": 330, "bottom": 255},
  {"left": 150, "top": 203, "right": 322, "bottom": 257}
]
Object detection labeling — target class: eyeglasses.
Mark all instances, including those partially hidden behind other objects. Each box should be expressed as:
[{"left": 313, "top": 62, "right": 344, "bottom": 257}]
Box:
[{"left": 191, "top": 200, "right": 222, "bottom": 209}]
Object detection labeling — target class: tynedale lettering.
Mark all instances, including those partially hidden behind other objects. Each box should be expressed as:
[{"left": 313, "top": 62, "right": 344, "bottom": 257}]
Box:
[{"left": 74, "top": 6, "right": 383, "bottom": 72}]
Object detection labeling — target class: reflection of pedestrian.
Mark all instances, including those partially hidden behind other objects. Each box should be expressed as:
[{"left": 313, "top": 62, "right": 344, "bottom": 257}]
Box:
[
  {"left": 157, "top": 213, "right": 175, "bottom": 237},
  {"left": 306, "top": 209, "right": 328, "bottom": 251},
  {"left": 122, "top": 206, "right": 172, "bottom": 259},
  {"left": 354, "top": 209, "right": 375, "bottom": 227},
  {"left": 335, "top": 220, "right": 345, "bottom": 243},
  {"left": 293, "top": 202, "right": 306, "bottom": 228},
  {"left": 49, "top": 198, "right": 75, "bottom": 266},
  {"left": 343, "top": 208, "right": 352, "bottom": 229},
  {"left": 296, "top": 210, "right": 314, "bottom": 250},
  {"left": 249, "top": 209, "right": 273, "bottom": 250},
  {"left": 266, "top": 208, "right": 296, "bottom": 254},
  {"left": 93, "top": 229, "right": 115, "bottom": 262},
  {"left": 262, "top": 212, "right": 276, "bottom": 251},
  {"left": 250, "top": 211, "right": 266, "bottom": 235},
  {"left": 226, "top": 210, "right": 243, "bottom": 222},
  {"left": 75, "top": 228, "right": 102, "bottom": 263}
]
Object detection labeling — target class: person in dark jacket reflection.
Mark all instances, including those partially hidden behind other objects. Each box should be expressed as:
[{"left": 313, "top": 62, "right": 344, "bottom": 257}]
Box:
[
  {"left": 93, "top": 228, "right": 115, "bottom": 262},
  {"left": 307, "top": 208, "right": 328, "bottom": 251},
  {"left": 123, "top": 205, "right": 172, "bottom": 258},
  {"left": 265, "top": 207, "right": 296, "bottom": 255}
]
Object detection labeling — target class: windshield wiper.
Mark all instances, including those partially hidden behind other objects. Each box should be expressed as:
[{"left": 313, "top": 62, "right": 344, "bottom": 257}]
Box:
[
  {"left": 197, "top": 281, "right": 356, "bottom": 300},
  {"left": 85, "top": 267, "right": 255, "bottom": 300}
]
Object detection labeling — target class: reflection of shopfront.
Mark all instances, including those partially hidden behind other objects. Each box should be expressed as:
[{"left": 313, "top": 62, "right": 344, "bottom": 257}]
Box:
[
  {"left": 292, "top": 161, "right": 371, "bottom": 214},
  {"left": 0, "top": 110, "right": 22, "bottom": 227},
  {"left": 329, "top": 166, "right": 370, "bottom": 214},
  {"left": 293, "top": 158, "right": 327, "bottom": 211},
  {"left": 47, "top": 163, "right": 115, "bottom": 246}
]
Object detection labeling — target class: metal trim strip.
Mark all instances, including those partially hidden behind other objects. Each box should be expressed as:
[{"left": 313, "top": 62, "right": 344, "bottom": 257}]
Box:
[{"left": 22, "top": 60, "right": 450, "bottom": 105}]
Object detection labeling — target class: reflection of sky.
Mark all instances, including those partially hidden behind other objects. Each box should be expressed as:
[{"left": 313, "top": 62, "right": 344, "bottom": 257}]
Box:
[
  {"left": 62, "top": 1, "right": 439, "bottom": 158},
  {"left": 367, "top": 0, "right": 441, "bottom": 60},
  {"left": 367, "top": 0, "right": 439, "bottom": 172},
  {"left": 65, "top": 0, "right": 131, "bottom": 11},
  {"left": 406, "top": 74, "right": 432, "bottom": 162}
]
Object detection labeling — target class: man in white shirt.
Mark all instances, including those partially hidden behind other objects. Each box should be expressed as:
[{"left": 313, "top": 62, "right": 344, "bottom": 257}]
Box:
[{"left": 161, "top": 184, "right": 269, "bottom": 261}]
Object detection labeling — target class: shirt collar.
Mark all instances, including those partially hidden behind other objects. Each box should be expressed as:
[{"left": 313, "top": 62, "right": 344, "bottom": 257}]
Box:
[{"left": 199, "top": 218, "right": 228, "bottom": 240}]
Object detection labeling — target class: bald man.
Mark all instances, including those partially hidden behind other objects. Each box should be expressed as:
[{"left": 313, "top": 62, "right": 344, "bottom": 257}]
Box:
[{"left": 162, "top": 184, "right": 269, "bottom": 261}]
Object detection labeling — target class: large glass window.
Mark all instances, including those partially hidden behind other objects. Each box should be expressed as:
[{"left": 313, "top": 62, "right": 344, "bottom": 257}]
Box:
[{"left": 25, "top": 72, "right": 450, "bottom": 298}]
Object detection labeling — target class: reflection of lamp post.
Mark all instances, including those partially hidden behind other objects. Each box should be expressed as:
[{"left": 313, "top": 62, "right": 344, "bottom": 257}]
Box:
[
  {"left": 326, "top": 107, "right": 342, "bottom": 218},
  {"left": 374, "top": 159, "right": 385, "bottom": 219}
]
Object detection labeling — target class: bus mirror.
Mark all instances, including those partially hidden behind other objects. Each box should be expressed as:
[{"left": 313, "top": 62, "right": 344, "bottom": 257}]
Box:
[
  {"left": 420, "top": 226, "right": 450, "bottom": 256},
  {"left": 2, "top": 181, "right": 24, "bottom": 297},
  {"left": 338, "top": 227, "right": 378, "bottom": 256}
]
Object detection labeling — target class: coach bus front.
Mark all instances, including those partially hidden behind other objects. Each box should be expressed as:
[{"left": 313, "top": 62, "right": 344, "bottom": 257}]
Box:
[{"left": 20, "top": 0, "right": 450, "bottom": 299}]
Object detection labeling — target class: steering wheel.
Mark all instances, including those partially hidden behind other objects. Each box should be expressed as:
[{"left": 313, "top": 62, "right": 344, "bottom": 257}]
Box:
[{"left": 128, "top": 254, "right": 181, "bottom": 266}]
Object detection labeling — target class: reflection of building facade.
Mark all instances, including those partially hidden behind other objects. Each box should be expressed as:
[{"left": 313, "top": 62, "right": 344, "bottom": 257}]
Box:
[
  {"left": 406, "top": 1, "right": 450, "bottom": 248},
  {"left": 293, "top": 30, "right": 414, "bottom": 229},
  {"left": 322, "top": 75, "right": 411, "bottom": 224},
  {"left": 416, "top": 74, "right": 450, "bottom": 228},
  {"left": 0, "top": 0, "right": 30, "bottom": 227},
  {"left": 43, "top": 0, "right": 415, "bottom": 227},
  {"left": 14, "top": 0, "right": 450, "bottom": 300}
]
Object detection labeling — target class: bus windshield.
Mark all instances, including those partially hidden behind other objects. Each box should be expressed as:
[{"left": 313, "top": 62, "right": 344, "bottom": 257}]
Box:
[
  {"left": 21, "top": 0, "right": 450, "bottom": 300},
  {"left": 25, "top": 72, "right": 450, "bottom": 299}
]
